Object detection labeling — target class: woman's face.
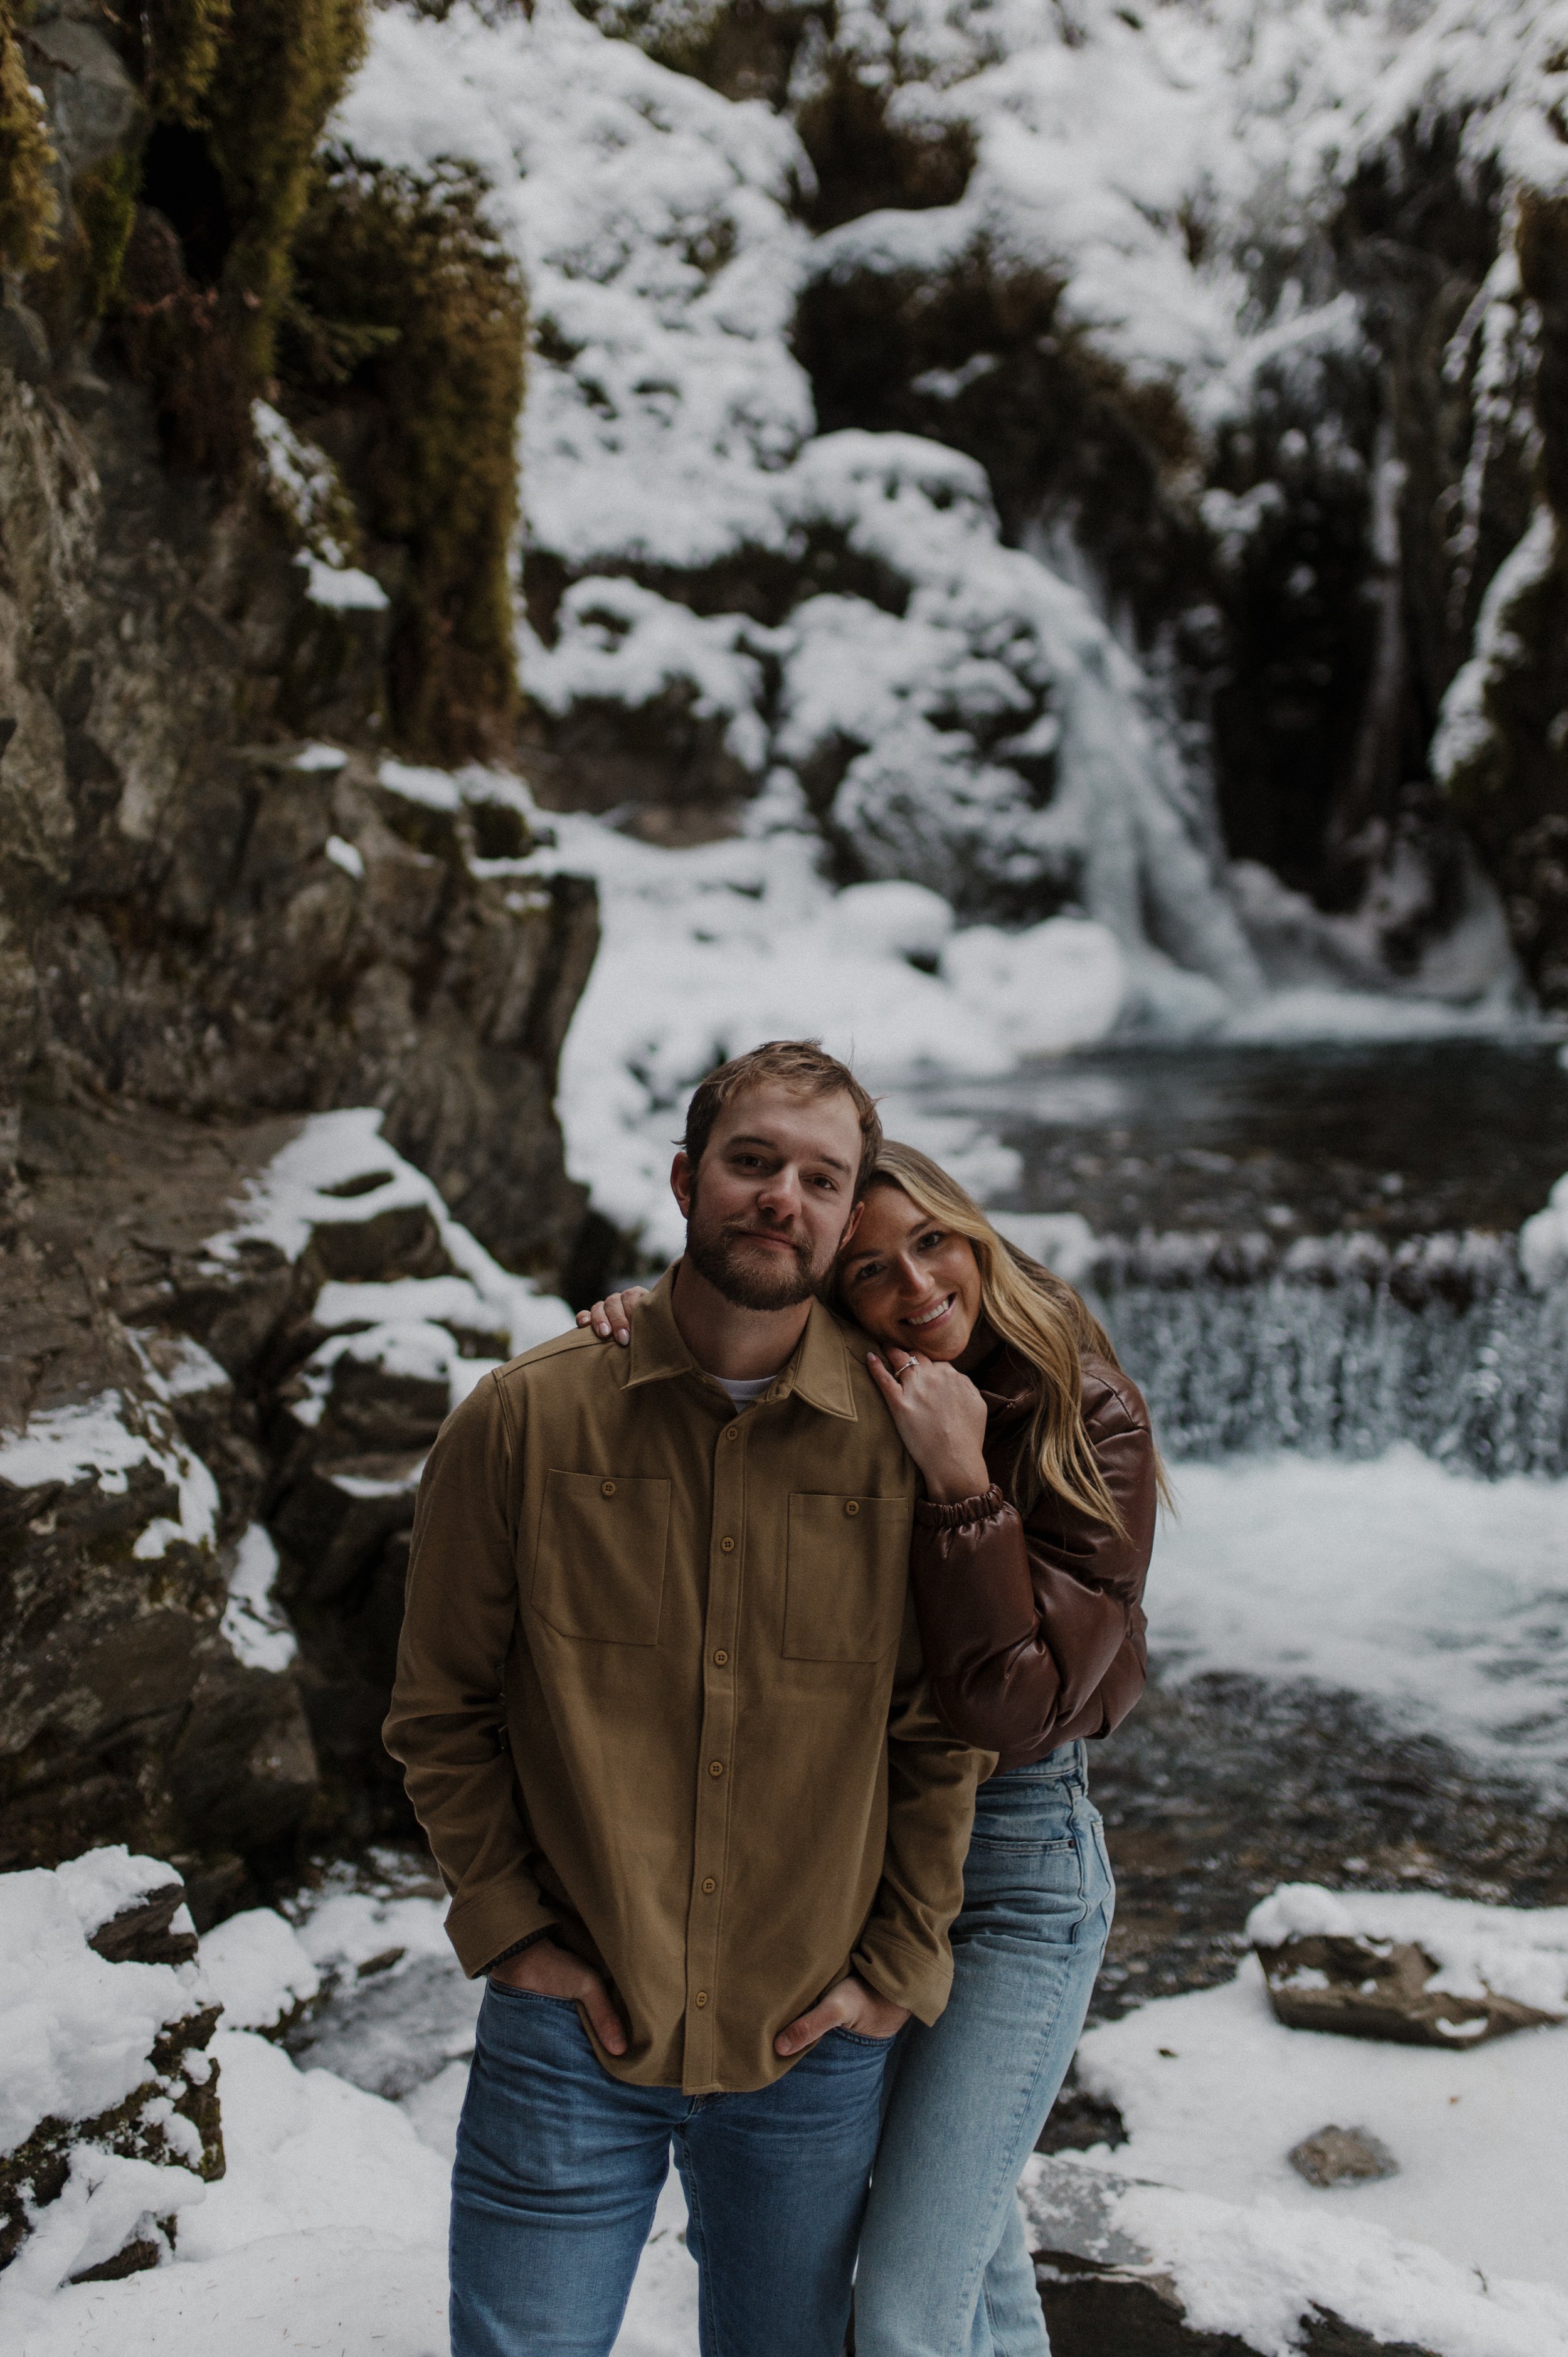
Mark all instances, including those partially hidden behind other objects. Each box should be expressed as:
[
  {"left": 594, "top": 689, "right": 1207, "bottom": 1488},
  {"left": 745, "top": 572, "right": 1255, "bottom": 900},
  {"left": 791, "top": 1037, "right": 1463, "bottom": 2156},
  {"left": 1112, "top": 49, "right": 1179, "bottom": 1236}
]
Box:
[{"left": 838, "top": 1185, "right": 986, "bottom": 1365}]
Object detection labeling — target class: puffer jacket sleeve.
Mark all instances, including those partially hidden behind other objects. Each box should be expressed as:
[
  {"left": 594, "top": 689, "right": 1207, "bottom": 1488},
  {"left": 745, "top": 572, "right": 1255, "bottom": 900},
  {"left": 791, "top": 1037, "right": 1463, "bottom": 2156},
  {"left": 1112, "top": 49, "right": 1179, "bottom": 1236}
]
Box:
[{"left": 909, "top": 1370, "right": 1157, "bottom": 1755}]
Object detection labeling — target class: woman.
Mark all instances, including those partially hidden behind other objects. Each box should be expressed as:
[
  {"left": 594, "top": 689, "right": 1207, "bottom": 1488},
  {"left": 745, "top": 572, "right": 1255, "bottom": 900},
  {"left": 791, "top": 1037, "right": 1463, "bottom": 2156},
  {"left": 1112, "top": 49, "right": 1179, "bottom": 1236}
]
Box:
[{"left": 580, "top": 1140, "right": 1160, "bottom": 2357}]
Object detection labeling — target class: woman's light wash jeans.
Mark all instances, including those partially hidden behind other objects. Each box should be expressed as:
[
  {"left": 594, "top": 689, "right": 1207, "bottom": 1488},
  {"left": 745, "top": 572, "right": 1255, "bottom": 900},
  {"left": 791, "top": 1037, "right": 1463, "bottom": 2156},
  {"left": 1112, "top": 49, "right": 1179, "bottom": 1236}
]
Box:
[{"left": 854, "top": 1741, "right": 1114, "bottom": 2357}]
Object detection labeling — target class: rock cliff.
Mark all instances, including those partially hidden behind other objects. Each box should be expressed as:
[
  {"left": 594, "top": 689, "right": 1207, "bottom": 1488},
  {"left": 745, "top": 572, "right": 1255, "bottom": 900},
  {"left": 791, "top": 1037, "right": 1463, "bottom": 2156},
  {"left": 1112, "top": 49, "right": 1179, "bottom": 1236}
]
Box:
[{"left": 0, "top": 1, "right": 596, "bottom": 1902}]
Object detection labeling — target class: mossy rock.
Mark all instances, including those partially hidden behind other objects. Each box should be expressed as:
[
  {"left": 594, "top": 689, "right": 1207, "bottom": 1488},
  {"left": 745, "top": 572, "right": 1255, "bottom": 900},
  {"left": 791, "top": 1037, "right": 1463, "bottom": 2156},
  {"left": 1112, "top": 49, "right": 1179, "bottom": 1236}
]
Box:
[{"left": 283, "top": 151, "right": 526, "bottom": 761}]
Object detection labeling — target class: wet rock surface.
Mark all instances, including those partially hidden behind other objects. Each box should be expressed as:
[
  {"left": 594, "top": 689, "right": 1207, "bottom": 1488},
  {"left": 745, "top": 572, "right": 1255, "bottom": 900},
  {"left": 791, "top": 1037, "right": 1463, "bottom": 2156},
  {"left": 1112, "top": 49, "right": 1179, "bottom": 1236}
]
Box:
[{"left": 1086, "top": 1670, "right": 1568, "bottom": 2025}]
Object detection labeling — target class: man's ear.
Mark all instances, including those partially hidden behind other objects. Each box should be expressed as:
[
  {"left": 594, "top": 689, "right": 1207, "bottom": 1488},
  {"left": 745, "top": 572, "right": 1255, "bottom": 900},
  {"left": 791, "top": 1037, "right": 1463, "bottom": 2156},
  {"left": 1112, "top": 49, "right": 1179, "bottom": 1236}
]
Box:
[
  {"left": 840, "top": 1197, "right": 866, "bottom": 1248},
  {"left": 671, "top": 1150, "right": 694, "bottom": 1217}
]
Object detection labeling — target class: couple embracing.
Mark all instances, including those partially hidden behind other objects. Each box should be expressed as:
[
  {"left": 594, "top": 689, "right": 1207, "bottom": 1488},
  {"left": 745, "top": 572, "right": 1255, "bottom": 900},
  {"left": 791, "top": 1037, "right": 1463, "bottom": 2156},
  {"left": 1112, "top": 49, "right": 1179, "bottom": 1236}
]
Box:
[{"left": 385, "top": 1039, "right": 1158, "bottom": 2357}]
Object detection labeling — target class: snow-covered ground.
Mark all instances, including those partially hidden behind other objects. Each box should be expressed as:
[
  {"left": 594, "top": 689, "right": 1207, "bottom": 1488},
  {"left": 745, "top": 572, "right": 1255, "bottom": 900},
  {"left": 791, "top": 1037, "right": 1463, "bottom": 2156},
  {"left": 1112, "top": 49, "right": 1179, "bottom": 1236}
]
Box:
[{"left": 12, "top": 1860, "right": 1568, "bottom": 2356}]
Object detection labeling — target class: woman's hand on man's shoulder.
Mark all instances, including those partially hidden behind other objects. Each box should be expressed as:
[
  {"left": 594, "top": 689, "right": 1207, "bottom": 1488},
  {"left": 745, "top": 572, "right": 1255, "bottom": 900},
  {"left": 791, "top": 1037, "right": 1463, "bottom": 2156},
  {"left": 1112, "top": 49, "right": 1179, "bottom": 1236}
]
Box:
[{"left": 576, "top": 1288, "right": 649, "bottom": 1346}]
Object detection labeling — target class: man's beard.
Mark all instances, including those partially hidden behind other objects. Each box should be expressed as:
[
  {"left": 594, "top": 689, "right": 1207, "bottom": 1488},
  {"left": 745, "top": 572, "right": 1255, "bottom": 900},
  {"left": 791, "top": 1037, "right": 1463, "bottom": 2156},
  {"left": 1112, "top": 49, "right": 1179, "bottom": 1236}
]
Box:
[{"left": 685, "top": 1194, "right": 828, "bottom": 1312}]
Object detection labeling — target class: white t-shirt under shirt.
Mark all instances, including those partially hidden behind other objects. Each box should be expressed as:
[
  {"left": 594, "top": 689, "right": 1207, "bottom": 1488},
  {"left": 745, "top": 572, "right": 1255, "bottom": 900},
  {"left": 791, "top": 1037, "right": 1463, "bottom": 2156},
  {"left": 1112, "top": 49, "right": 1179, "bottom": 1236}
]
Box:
[{"left": 711, "top": 1370, "right": 782, "bottom": 1411}]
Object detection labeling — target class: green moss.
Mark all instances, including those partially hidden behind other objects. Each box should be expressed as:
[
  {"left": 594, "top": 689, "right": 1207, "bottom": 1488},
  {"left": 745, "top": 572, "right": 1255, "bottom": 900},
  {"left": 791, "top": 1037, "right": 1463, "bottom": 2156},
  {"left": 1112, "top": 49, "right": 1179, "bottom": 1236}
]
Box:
[
  {"left": 76, "top": 151, "right": 140, "bottom": 315},
  {"left": 109, "top": 0, "right": 366, "bottom": 474},
  {"left": 285, "top": 152, "right": 526, "bottom": 760},
  {"left": 109, "top": 0, "right": 233, "bottom": 124},
  {"left": 203, "top": 0, "right": 368, "bottom": 384},
  {"left": 0, "top": 0, "right": 59, "bottom": 272}
]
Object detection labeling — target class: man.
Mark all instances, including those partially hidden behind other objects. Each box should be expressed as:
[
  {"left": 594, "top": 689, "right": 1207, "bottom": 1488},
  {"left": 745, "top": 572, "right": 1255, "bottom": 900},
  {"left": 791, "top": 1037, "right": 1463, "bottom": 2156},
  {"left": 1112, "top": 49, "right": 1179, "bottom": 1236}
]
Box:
[{"left": 384, "top": 1039, "right": 983, "bottom": 2357}]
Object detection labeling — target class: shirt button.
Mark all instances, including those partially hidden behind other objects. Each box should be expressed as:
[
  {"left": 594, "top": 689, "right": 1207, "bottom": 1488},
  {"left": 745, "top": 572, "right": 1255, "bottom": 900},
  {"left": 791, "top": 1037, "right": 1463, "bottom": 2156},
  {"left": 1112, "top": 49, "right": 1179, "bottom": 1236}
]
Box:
[
  {"left": 702, "top": 1877, "right": 716, "bottom": 1894},
  {"left": 708, "top": 1760, "right": 725, "bottom": 1777},
  {"left": 712, "top": 1649, "right": 729, "bottom": 1666},
  {"left": 725, "top": 1426, "right": 740, "bottom": 1441},
  {"left": 720, "top": 1536, "right": 736, "bottom": 1553},
  {"left": 844, "top": 1500, "right": 860, "bottom": 1517},
  {"left": 695, "top": 1991, "right": 709, "bottom": 2008},
  {"left": 601, "top": 1480, "right": 617, "bottom": 1496}
]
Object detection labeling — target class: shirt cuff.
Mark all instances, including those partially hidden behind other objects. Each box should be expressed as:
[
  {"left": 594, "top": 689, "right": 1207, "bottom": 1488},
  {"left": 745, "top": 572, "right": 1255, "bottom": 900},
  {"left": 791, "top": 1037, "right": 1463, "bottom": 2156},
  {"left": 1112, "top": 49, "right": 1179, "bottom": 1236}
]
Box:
[
  {"left": 445, "top": 1878, "right": 559, "bottom": 1979},
  {"left": 914, "top": 1483, "right": 1005, "bottom": 1531},
  {"left": 851, "top": 1930, "right": 955, "bottom": 2028}
]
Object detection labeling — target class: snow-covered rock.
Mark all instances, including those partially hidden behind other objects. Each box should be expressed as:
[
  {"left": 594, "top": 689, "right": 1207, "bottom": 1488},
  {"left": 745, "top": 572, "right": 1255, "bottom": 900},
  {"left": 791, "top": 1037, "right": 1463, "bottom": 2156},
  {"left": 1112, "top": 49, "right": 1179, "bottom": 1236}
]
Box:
[
  {"left": 0, "top": 1851, "right": 222, "bottom": 2296},
  {"left": 1249, "top": 1883, "right": 1568, "bottom": 2045}
]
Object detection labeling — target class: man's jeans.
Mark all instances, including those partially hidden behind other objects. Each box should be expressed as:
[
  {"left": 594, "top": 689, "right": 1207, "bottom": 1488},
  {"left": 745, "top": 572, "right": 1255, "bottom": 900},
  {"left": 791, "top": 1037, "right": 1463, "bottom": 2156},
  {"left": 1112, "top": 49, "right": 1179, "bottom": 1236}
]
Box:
[
  {"left": 450, "top": 1979, "right": 894, "bottom": 2357},
  {"left": 854, "top": 1743, "right": 1115, "bottom": 2357}
]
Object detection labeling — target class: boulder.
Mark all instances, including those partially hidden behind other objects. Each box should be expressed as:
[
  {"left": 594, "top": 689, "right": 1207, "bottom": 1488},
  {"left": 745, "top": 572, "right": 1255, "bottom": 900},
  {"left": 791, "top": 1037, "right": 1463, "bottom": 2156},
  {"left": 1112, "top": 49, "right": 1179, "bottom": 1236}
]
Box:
[{"left": 1248, "top": 1883, "right": 1568, "bottom": 2048}]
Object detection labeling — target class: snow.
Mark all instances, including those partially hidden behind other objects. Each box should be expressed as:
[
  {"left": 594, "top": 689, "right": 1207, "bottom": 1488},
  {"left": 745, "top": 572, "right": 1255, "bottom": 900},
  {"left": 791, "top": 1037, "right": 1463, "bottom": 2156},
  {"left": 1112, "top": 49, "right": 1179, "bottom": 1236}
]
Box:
[
  {"left": 322, "top": 0, "right": 1559, "bottom": 1040},
  {"left": 1068, "top": 1943, "right": 1568, "bottom": 2305},
  {"left": 0, "top": 1853, "right": 208, "bottom": 2156},
  {"left": 220, "top": 1526, "right": 297, "bottom": 1675},
  {"left": 196, "top": 1914, "right": 320, "bottom": 2033},
  {"left": 299, "top": 553, "right": 390, "bottom": 612},
  {"left": 324, "top": 832, "right": 364, "bottom": 878},
  {"left": 1248, "top": 1884, "right": 1568, "bottom": 2016},
  {"left": 204, "top": 1105, "right": 574, "bottom": 1357},
  {"left": 0, "top": 1392, "right": 218, "bottom": 1560},
  {"left": 1151, "top": 1447, "right": 1568, "bottom": 1780}
]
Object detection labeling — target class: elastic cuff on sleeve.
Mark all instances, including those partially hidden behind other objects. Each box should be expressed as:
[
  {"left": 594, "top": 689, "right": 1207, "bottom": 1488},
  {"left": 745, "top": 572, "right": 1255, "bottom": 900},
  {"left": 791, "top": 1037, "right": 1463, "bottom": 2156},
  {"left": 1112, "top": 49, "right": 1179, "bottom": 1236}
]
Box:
[{"left": 914, "top": 1483, "right": 1005, "bottom": 1531}]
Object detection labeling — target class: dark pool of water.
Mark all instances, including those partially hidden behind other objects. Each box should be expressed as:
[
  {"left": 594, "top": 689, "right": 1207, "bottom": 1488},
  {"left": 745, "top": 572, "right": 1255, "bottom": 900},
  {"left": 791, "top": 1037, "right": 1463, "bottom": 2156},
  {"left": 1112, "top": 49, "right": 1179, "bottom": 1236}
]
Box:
[{"left": 904, "top": 1037, "right": 1568, "bottom": 1239}]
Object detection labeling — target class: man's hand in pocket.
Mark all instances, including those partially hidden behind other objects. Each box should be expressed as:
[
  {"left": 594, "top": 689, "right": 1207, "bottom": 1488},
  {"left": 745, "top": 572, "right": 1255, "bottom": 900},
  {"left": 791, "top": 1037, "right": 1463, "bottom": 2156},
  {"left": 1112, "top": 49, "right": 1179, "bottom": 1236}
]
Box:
[
  {"left": 775, "top": 1973, "right": 909, "bottom": 2057},
  {"left": 490, "top": 1937, "right": 628, "bottom": 2056}
]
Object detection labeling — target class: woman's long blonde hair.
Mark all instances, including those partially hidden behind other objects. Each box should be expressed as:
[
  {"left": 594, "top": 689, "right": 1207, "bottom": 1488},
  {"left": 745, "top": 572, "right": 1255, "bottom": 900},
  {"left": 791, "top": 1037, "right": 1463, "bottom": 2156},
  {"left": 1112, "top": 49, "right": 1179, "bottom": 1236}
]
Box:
[{"left": 845, "top": 1141, "right": 1168, "bottom": 1532}]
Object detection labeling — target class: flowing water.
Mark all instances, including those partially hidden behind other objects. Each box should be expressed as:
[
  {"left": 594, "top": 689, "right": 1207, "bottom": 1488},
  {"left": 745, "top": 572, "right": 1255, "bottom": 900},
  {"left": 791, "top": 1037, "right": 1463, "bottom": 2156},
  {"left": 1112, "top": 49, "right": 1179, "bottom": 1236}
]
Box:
[{"left": 896, "top": 1038, "right": 1568, "bottom": 1474}]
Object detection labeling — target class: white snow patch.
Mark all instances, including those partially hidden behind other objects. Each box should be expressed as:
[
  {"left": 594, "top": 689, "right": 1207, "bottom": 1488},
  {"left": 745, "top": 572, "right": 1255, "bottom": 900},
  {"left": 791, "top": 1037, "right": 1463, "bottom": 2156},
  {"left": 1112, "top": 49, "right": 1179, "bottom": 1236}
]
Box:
[
  {"left": 297, "top": 552, "right": 389, "bottom": 612},
  {"left": 220, "top": 1525, "right": 297, "bottom": 1675},
  {"left": 1066, "top": 1949, "right": 1568, "bottom": 2307},
  {"left": 324, "top": 833, "right": 364, "bottom": 879},
  {"left": 197, "top": 1913, "right": 320, "bottom": 2033}
]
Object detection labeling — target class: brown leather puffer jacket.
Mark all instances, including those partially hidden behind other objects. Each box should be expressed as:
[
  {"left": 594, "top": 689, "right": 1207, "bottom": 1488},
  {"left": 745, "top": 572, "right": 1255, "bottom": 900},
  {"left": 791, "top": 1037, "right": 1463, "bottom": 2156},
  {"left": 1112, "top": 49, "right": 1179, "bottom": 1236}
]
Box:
[{"left": 910, "top": 1341, "right": 1157, "bottom": 1770}]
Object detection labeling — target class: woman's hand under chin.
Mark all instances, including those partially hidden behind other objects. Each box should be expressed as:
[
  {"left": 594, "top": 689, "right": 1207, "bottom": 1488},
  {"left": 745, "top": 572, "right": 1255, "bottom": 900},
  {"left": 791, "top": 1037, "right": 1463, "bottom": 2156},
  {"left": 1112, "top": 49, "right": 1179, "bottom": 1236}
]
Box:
[
  {"left": 576, "top": 1288, "right": 649, "bottom": 1345},
  {"left": 867, "top": 1349, "right": 991, "bottom": 1503}
]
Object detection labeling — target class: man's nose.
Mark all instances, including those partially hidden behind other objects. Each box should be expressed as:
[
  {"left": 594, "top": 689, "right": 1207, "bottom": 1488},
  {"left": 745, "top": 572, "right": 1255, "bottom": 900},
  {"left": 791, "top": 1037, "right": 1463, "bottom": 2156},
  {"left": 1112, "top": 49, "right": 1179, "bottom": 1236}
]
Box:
[{"left": 756, "top": 1167, "right": 803, "bottom": 1219}]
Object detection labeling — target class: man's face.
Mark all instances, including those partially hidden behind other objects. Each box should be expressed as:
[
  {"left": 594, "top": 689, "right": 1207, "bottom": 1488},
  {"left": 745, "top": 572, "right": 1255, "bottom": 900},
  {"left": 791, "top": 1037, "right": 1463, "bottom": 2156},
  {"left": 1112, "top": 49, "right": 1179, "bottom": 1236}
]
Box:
[{"left": 672, "top": 1084, "right": 866, "bottom": 1311}]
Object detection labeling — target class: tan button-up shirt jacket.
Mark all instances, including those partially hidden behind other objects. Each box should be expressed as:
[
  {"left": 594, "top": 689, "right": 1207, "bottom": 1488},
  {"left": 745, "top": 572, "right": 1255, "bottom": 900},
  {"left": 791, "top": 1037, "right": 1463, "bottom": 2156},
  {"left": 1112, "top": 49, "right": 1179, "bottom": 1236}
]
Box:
[{"left": 384, "top": 1271, "right": 986, "bottom": 2094}]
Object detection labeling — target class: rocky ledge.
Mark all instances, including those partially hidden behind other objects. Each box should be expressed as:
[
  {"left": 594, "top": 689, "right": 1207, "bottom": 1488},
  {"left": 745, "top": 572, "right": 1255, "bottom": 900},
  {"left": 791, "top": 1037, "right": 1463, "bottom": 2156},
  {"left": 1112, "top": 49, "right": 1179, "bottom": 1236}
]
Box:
[{"left": 1, "top": 1098, "right": 576, "bottom": 1915}]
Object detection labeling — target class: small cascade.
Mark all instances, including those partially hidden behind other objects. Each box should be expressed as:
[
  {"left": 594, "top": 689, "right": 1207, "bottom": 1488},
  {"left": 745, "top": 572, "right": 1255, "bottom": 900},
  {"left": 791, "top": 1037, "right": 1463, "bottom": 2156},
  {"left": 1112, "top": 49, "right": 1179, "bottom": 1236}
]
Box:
[{"left": 1093, "top": 1231, "right": 1568, "bottom": 1476}]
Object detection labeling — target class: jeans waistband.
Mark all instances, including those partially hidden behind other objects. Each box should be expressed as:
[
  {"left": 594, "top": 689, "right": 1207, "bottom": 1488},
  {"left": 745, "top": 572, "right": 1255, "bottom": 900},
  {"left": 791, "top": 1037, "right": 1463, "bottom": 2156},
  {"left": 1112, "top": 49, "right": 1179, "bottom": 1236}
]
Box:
[{"left": 983, "top": 1739, "right": 1087, "bottom": 1786}]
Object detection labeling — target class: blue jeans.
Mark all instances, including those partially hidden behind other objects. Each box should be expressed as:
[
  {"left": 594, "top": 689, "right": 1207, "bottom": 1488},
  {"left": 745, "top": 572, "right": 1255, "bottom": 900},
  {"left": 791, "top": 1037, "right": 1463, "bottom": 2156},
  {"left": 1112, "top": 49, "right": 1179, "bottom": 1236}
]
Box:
[
  {"left": 854, "top": 1742, "right": 1114, "bottom": 2357},
  {"left": 449, "top": 1979, "right": 896, "bottom": 2356}
]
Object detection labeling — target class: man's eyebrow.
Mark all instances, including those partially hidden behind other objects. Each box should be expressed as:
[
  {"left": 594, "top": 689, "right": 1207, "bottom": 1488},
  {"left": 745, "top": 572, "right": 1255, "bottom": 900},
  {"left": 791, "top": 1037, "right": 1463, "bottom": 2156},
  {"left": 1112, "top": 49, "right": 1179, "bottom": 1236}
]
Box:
[{"left": 726, "top": 1131, "right": 854, "bottom": 1175}]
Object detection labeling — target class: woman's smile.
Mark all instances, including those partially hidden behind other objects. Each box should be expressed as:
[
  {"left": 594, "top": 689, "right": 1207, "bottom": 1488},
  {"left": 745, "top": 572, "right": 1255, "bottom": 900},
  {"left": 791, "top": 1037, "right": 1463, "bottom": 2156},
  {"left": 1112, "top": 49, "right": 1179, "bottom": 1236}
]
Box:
[{"left": 902, "top": 1293, "right": 956, "bottom": 1335}]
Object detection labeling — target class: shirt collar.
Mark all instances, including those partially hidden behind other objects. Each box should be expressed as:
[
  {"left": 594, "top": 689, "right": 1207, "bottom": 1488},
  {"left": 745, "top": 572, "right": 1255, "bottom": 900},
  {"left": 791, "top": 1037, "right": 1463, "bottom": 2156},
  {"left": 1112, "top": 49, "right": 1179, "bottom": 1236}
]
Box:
[{"left": 627, "top": 1265, "right": 859, "bottom": 1421}]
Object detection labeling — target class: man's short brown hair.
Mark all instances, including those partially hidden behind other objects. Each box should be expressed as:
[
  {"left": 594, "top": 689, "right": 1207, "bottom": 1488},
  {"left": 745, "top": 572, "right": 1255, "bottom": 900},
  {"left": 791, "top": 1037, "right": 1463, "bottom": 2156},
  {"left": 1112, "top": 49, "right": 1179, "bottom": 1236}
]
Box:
[{"left": 681, "top": 1041, "right": 883, "bottom": 1192}]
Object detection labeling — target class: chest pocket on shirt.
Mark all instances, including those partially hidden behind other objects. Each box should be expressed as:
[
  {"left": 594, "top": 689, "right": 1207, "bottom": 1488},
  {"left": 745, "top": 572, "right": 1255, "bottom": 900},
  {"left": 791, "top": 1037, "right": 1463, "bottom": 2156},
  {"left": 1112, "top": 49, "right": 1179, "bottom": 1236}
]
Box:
[
  {"left": 783, "top": 1493, "right": 909, "bottom": 1663},
  {"left": 533, "top": 1470, "right": 670, "bottom": 1645}
]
